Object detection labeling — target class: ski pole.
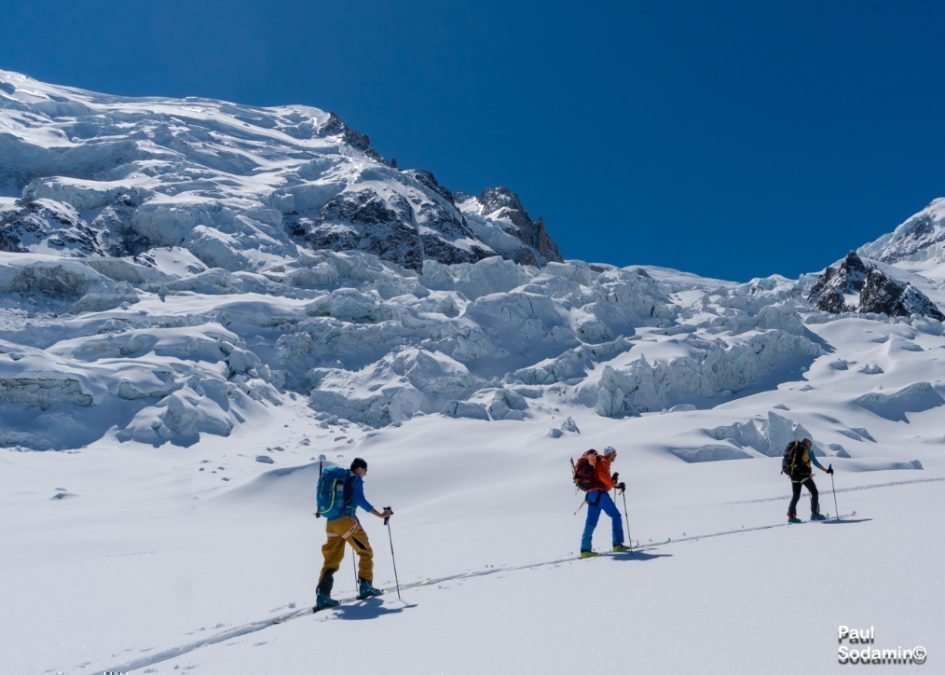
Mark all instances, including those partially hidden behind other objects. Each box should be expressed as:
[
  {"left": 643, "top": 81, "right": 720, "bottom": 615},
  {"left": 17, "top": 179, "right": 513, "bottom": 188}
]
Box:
[
  {"left": 384, "top": 507, "right": 402, "bottom": 601},
  {"left": 829, "top": 465, "right": 840, "bottom": 521},
  {"left": 315, "top": 455, "right": 325, "bottom": 518},
  {"left": 621, "top": 484, "right": 632, "bottom": 552},
  {"left": 352, "top": 550, "right": 358, "bottom": 590}
]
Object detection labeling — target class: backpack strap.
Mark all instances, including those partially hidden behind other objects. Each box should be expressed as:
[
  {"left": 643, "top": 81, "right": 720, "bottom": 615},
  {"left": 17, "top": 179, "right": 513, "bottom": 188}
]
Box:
[{"left": 315, "top": 458, "right": 324, "bottom": 518}]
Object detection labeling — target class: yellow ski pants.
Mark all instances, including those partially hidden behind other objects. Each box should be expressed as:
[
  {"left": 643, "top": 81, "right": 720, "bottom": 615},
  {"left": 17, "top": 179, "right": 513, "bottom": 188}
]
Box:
[{"left": 317, "top": 516, "right": 374, "bottom": 594}]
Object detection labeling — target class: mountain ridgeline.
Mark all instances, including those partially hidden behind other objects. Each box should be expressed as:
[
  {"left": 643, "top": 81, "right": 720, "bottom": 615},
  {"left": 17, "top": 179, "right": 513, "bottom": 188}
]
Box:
[
  {"left": 2, "top": 70, "right": 945, "bottom": 451},
  {"left": 0, "top": 70, "right": 561, "bottom": 272}
]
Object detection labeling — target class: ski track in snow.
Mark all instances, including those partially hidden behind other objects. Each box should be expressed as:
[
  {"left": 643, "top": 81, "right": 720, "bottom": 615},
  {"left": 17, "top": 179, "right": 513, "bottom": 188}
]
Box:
[
  {"left": 92, "top": 492, "right": 887, "bottom": 674},
  {"left": 720, "top": 475, "right": 944, "bottom": 505}
]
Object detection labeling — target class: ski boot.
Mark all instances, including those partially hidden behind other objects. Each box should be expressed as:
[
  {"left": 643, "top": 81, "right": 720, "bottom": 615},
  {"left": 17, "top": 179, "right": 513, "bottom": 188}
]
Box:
[
  {"left": 787, "top": 515, "right": 802, "bottom": 524},
  {"left": 612, "top": 544, "right": 631, "bottom": 553},
  {"left": 314, "top": 593, "right": 340, "bottom": 612},
  {"left": 357, "top": 580, "right": 384, "bottom": 600},
  {"left": 579, "top": 550, "right": 599, "bottom": 559},
  {"left": 810, "top": 512, "right": 826, "bottom": 521}
]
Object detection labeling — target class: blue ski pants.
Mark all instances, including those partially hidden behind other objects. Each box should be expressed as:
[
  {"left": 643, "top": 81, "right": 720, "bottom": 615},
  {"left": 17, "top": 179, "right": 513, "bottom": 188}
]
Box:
[{"left": 581, "top": 490, "right": 624, "bottom": 551}]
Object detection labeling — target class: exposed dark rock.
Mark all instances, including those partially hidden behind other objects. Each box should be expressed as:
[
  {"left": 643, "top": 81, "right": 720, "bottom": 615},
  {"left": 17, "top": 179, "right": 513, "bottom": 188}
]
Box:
[
  {"left": 290, "top": 187, "right": 498, "bottom": 271},
  {"left": 808, "top": 252, "right": 866, "bottom": 313},
  {"left": 404, "top": 169, "right": 455, "bottom": 204},
  {"left": 420, "top": 234, "right": 491, "bottom": 266},
  {"left": 94, "top": 193, "right": 152, "bottom": 258},
  {"left": 301, "top": 189, "right": 424, "bottom": 270},
  {"left": 860, "top": 269, "right": 945, "bottom": 320},
  {"left": 318, "top": 112, "right": 384, "bottom": 162},
  {"left": 319, "top": 189, "right": 410, "bottom": 229},
  {"left": 478, "top": 187, "right": 563, "bottom": 263},
  {"left": 808, "top": 251, "right": 943, "bottom": 320},
  {"left": 478, "top": 186, "right": 523, "bottom": 214},
  {"left": 0, "top": 198, "right": 102, "bottom": 256}
]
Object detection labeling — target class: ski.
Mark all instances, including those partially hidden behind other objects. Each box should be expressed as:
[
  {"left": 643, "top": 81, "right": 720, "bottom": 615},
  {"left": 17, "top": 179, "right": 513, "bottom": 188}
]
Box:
[
  {"left": 272, "top": 595, "right": 370, "bottom": 624},
  {"left": 578, "top": 511, "right": 861, "bottom": 558},
  {"left": 270, "top": 576, "right": 443, "bottom": 625},
  {"left": 272, "top": 607, "right": 317, "bottom": 624},
  {"left": 577, "top": 551, "right": 633, "bottom": 560}
]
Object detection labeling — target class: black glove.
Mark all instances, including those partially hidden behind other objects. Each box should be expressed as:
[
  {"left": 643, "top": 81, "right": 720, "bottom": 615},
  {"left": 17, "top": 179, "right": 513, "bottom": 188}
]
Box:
[
  {"left": 611, "top": 472, "right": 619, "bottom": 483},
  {"left": 616, "top": 482, "right": 626, "bottom": 493},
  {"left": 826, "top": 465, "right": 834, "bottom": 475}
]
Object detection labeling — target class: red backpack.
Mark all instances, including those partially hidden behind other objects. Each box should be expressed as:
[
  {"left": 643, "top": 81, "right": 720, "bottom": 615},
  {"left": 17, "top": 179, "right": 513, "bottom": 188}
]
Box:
[{"left": 571, "top": 452, "right": 597, "bottom": 491}]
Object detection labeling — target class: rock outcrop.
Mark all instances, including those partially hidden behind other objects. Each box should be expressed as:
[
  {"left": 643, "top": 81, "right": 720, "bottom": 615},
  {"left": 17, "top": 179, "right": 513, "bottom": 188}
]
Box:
[{"left": 808, "top": 252, "right": 943, "bottom": 320}]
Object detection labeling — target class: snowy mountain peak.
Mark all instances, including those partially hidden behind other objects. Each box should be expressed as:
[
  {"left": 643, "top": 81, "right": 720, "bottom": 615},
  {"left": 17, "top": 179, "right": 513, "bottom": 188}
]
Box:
[
  {"left": 0, "top": 69, "right": 561, "bottom": 274},
  {"left": 858, "top": 198, "right": 945, "bottom": 266}
]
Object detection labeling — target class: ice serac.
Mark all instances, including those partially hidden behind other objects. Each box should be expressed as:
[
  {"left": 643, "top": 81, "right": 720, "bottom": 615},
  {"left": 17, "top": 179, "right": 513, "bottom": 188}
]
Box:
[
  {"left": 808, "top": 251, "right": 944, "bottom": 320},
  {"left": 5, "top": 68, "right": 945, "bottom": 452},
  {"left": 0, "top": 69, "right": 560, "bottom": 272}
]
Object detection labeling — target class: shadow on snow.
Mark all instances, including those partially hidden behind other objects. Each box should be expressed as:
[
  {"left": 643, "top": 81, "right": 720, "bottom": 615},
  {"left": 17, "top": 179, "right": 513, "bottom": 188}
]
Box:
[{"left": 333, "top": 598, "right": 418, "bottom": 621}]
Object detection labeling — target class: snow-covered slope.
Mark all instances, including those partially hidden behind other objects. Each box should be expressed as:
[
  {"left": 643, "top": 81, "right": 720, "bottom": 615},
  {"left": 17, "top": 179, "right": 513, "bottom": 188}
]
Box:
[
  {"left": 859, "top": 198, "right": 945, "bottom": 269},
  {"left": 2, "top": 72, "right": 945, "bottom": 674},
  {"left": 3, "top": 383, "right": 942, "bottom": 674},
  {"left": 0, "top": 69, "right": 559, "bottom": 272}
]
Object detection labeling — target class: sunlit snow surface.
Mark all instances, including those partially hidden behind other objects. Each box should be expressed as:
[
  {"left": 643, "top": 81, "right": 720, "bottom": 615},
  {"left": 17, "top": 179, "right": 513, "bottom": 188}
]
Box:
[{"left": 1, "top": 70, "right": 944, "bottom": 674}]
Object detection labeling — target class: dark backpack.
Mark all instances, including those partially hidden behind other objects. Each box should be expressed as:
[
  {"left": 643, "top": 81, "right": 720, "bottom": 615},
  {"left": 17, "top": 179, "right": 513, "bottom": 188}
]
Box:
[
  {"left": 316, "top": 466, "right": 350, "bottom": 519},
  {"left": 781, "top": 441, "right": 809, "bottom": 480},
  {"left": 572, "top": 456, "right": 596, "bottom": 491}
]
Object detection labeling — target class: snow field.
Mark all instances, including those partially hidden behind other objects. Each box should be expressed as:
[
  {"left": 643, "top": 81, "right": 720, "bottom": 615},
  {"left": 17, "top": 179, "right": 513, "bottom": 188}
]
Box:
[{"left": 3, "top": 395, "right": 943, "bottom": 674}]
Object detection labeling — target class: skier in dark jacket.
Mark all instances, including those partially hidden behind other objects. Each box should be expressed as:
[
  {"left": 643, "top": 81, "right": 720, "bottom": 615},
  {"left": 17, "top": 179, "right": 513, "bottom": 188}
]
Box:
[
  {"left": 784, "top": 438, "right": 833, "bottom": 523},
  {"left": 315, "top": 458, "right": 393, "bottom": 611}
]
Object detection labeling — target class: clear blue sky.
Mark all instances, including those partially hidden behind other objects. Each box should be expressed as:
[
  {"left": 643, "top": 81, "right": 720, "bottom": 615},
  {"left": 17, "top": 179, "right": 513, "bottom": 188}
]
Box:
[{"left": 2, "top": 1, "right": 944, "bottom": 280}]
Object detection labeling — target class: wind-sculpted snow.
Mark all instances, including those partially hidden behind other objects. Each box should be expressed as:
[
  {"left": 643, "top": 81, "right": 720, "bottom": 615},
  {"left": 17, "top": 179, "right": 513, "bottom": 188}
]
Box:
[
  {"left": 853, "top": 382, "right": 945, "bottom": 422},
  {"left": 669, "top": 444, "right": 754, "bottom": 462}
]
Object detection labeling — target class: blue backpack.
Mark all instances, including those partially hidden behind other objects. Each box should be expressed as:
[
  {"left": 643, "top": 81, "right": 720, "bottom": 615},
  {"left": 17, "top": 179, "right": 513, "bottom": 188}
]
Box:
[{"left": 316, "top": 466, "right": 350, "bottom": 519}]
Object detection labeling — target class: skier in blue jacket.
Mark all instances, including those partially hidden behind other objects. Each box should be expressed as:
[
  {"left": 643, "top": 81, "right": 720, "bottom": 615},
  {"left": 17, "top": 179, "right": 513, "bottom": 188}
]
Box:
[{"left": 315, "top": 458, "right": 392, "bottom": 610}]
